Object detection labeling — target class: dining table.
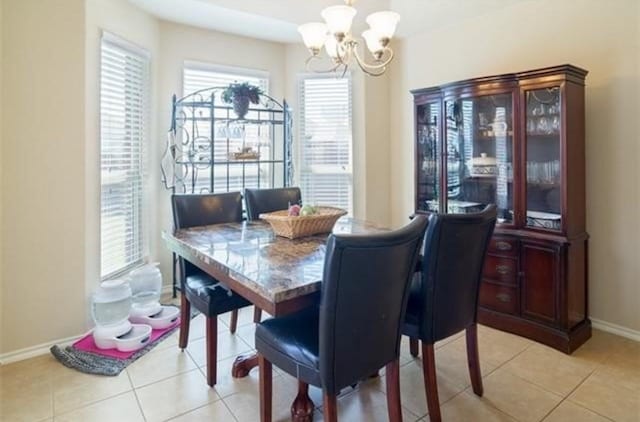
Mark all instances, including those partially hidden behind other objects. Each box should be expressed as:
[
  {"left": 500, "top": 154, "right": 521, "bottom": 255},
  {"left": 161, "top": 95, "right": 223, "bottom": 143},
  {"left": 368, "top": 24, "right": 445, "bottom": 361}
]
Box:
[{"left": 163, "top": 217, "right": 387, "bottom": 422}]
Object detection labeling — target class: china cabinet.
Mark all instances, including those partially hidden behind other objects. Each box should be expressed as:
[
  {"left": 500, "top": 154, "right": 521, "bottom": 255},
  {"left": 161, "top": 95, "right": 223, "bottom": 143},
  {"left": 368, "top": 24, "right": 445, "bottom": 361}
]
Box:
[{"left": 412, "top": 65, "right": 589, "bottom": 353}]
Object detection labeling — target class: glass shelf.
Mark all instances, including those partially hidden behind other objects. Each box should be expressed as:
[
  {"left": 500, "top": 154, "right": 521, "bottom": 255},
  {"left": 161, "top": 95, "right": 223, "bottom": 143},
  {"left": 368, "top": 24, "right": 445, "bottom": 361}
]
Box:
[
  {"left": 444, "top": 93, "right": 514, "bottom": 224},
  {"left": 525, "top": 87, "right": 562, "bottom": 229}
]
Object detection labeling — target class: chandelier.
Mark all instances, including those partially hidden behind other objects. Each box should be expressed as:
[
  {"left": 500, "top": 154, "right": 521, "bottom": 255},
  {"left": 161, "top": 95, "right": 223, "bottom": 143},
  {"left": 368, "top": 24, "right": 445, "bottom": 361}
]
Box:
[{"left": 298, "top": 0, "right": 400, "bottom": 77}]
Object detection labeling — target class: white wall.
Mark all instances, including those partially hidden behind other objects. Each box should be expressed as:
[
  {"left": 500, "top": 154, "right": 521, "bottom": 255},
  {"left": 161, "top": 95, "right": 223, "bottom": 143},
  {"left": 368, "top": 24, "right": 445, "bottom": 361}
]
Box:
[
  {"left": 389, "top": 0, "right": 640, "bottom": 332},
  {"left": 1, "top": 0, "right": 87, "bottom": 353}
]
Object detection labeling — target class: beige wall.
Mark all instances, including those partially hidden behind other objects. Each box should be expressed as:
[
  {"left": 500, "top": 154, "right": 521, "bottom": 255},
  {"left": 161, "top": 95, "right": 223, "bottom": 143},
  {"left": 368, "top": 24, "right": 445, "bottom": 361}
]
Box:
[
  {"left": 154, "top": 21, "right": 288, "bottom": 287},
  {"left": 389, "top": 0, "right": 640, "bottom": 332},
  {"left": 1, "top": 0, "right": 87, "bottom": 353},
  {"left": 85, "top": 0, "right": 160, "bottom": 327}
]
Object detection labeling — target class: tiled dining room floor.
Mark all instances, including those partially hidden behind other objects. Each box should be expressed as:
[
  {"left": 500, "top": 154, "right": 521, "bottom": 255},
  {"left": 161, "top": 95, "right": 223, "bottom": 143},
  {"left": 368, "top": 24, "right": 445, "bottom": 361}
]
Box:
[{"left": 1, "top": 304, "right": 639, "bottom": 422}]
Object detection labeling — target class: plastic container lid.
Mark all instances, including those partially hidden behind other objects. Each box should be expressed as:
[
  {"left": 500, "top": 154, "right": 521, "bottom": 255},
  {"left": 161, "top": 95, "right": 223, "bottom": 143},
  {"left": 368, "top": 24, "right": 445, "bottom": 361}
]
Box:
[
  {"left": 129, "top": 262, "right": 160, "bottom": 278},
  {"left": 93, "top": 279, "right": 132, "bottom": 304}
]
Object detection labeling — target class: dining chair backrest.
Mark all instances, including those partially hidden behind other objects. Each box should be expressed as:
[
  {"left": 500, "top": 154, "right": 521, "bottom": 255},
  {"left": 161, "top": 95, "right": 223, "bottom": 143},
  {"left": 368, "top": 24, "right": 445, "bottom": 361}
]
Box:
[
  {"left": 418, "top": 205, "right": 497, "bottom": 343},
  {"left": 171, "top": 192, "right": 243, "bottom": 277},
  {"left": 319, "top": 215, "right": 429, "bottom": 395},
  {"left": 244, "top": 187, "right": 301, "bottom": 220}
]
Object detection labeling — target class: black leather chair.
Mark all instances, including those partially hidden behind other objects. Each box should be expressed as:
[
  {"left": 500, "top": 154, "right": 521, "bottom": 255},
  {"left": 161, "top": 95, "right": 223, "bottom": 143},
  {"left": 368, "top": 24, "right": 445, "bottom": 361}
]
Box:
[
  {"left": 255, "top": 215, "right": 429, "bottom": 422},
  {"left": 172, "top": 192, "right": 253, "bottom": 387},
  {"left": 403, "top": 205, "right": 497, "bottom": 422},
  {"left": 244, "top": 187, "right": 302, "bottom": 220},
  {"left": 244, "top": 186, "right": 302, "bottom": 323}
]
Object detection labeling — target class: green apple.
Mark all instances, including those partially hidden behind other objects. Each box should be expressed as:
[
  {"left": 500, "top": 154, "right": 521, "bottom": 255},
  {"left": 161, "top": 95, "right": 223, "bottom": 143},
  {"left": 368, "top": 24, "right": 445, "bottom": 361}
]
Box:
[{"left": 300, "top": 204, "right": 315, "bottom": 216}]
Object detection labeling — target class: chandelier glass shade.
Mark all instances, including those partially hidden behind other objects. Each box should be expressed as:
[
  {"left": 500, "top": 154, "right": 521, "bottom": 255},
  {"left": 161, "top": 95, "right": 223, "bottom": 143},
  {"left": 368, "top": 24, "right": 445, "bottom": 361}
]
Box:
[{"left": 298, "top": 0, "right": 400, "bottom": 77}]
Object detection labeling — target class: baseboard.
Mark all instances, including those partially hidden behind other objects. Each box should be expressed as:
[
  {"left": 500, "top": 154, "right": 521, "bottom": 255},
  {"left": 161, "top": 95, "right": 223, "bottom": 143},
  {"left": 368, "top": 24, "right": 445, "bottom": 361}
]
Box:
[
  {"left": 591, "top": 318, "right": 640, "bottom": 342},
  {"left": 0, "top": 333, "right": 86, "bottom": 366}
]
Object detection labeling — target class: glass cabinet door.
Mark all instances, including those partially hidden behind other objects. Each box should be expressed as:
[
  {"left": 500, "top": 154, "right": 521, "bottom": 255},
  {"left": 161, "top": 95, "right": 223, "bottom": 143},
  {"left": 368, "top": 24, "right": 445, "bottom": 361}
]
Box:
[
  {"left": 524, "top": 87, "right": 561, "bottom": 231},
  {"left": 416, "top": 101, "right": 441, "bottom": 213},
  {"left": 444, "top": 94, "right": 514, "bottom": 223}
]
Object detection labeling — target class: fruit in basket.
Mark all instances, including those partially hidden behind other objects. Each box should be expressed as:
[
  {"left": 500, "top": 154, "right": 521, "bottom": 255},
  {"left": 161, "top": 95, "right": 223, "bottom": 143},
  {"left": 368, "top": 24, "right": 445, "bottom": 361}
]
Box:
[
  {"left": 288, "top": 204, "right": 301, "bottom": 217},
  {"left": 300, "top": 204, "right": 316, "bottom": 216}
]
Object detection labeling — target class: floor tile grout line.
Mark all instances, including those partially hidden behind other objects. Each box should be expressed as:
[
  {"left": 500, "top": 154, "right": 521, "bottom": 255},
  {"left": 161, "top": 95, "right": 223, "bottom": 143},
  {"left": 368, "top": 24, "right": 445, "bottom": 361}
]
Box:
[
  {"left": 49, "top": 374, "right": 55, "bottom": 420},
  {"left": 160, "top": 394, "right": 226, "bottom": 422},
  {"left": 564, "top": 398, "right": 617, "bottom": 422},
  {"left": 563, "top": 371, "right": 618, "bottom": 422},
  {"left": 219, "top": 397, "right": 241, "bottom": 422},
  {"left": 50, "top": 379, "right": 137, "bottom": 417},
  {"left": 456, "top": 386, "right": 521, "bottom": 422},
  {"left": 536, "top": 369, "right": 603, "bottom": 422},
  {"left": 482, "top": 340, "right": 535, "bottom": 375},
  {"left": 52, "top": 390, "right": 133, "bottom": 419},
  {"left": 126, "top": 369, "right": 149, "bottom": 422},
  {"left": 132, "top": 365, "right": 199, "bottom": 390}
]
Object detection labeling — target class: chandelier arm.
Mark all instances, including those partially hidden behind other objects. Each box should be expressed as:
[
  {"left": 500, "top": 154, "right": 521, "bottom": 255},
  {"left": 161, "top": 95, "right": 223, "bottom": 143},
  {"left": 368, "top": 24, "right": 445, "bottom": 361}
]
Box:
[
  {"left": 352, "top": 45, "right": 394, "bottom": 76},
  {"left": 338, "top": 62, "right": 349, "bottom": 78},
  {"left": 304, "top": 54, "right": 344, "bottom": 74}
]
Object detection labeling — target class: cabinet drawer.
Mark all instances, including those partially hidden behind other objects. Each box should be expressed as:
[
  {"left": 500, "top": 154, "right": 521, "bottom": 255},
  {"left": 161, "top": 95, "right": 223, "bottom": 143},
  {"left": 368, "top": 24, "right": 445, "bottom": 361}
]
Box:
[
  {"left": 479, "top": 282, "right": 518, "bottom": 315},
  {"left": 488, "top": 237, "right": 518, "bottom": 256},
  {"left": 483, "top": 255, "right": 518, "bottom": 284}
]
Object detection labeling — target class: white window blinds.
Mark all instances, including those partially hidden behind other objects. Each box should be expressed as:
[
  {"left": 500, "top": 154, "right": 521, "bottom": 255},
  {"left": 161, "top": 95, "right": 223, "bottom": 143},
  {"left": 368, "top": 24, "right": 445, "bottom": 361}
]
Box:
[
  {"left": 182, "top": 63, "right": 269, "bottom": 193},
  {"left": 299, "top": 76, "right": 353, "bottom": 213},
  {"left": 183, "top": 63, "right": 268, "bottom": 96},
  {"left": 100, "top": 34, "right": 150, "bottom": 278}
]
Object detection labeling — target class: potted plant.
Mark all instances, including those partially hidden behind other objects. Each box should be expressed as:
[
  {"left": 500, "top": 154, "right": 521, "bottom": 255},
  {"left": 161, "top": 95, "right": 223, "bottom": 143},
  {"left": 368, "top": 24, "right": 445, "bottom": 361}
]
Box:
[{"left": 221, "top": 82, "right": 263, "bottom": 119}]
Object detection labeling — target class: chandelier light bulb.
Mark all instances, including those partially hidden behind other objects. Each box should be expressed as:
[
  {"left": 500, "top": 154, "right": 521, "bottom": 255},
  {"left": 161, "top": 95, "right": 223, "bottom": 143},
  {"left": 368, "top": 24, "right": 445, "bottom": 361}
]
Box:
[
  {"left": 362, "top": 29, "right": 384, "bottom": 56},
  {"left": 298, "top": 22, "right": 328, "bottom": 53},
  {"left": 321, "top": 5, "right": 357, "bottom": 38},
  {"left": 365, "top": 11, "right": 400, "bottom": 41},
  {"left": 324, "top": 35, "right": 342, "bottom": 59}
]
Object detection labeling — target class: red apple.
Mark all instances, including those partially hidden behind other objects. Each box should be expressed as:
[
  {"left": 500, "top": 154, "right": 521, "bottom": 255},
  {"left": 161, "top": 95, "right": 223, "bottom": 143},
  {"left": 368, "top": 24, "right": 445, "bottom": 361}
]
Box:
[{"left": 288, "top": 204, "right": 301, "bottom": 216}]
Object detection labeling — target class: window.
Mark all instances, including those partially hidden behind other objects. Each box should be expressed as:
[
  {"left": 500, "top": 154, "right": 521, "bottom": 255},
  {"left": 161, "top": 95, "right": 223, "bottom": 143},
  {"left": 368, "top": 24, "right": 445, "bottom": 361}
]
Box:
[
  {"left": 298, "top": 75, "right": 353, "bottom": 213},
  {"left": 182, "top": 62, "right": 269, "bottom": 193},
  {"left": 100, "top": 33, "right": 150, "bottom": 278}
]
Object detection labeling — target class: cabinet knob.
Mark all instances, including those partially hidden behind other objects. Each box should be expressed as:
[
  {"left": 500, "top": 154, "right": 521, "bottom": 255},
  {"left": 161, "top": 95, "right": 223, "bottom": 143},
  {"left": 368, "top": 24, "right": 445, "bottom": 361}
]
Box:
[
  {"left": 496, "top": 293, "right": 511, "bottom": 303},
  {"left": 496, "top": 241, "right": 512, "bottom": 251},
  {"left": 496, "top": 265, "right": 511, "bottom": 275}
]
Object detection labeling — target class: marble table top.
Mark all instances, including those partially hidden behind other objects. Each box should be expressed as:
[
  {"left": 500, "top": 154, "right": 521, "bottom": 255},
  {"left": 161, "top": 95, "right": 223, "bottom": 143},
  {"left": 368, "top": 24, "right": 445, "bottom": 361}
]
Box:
[{"left": 163, "top": 218, "right": 387, "bottom": 307}]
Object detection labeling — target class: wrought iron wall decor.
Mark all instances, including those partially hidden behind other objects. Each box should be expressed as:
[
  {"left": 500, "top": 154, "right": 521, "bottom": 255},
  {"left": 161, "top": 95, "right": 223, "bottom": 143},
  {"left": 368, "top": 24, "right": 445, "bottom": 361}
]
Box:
[{"left": 161, "top": 87, "right": 293, "bottom": 194}]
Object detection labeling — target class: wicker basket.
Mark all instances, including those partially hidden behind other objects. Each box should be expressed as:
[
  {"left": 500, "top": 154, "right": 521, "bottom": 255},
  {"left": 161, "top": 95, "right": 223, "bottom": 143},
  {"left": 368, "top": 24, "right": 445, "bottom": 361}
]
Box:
[{"left": 260, "top": 207, "right": 348, "bottom": 239}]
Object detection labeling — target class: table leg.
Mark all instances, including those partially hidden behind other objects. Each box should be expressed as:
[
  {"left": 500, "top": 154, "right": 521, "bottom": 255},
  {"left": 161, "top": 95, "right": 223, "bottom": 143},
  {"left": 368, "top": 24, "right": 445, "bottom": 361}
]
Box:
[
  {"left": 291, "top": 381, "right": 315, "bottom": 422},
  {"left": 231, "top": 353, "right": 259, "bottom": 378}
]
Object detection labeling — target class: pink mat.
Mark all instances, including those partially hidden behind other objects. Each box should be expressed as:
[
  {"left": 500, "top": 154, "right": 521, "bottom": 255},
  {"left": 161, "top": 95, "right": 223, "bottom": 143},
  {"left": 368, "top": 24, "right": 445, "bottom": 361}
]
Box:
[{"left": 72, "top": 319, "right": 180, "bottom": 360}]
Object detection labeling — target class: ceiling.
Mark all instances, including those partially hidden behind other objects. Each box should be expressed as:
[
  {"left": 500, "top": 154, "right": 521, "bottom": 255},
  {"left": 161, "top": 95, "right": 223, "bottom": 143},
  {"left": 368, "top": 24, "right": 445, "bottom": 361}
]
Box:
[{"left": 128, "top": 0, "right": 533, "bottom": 43}]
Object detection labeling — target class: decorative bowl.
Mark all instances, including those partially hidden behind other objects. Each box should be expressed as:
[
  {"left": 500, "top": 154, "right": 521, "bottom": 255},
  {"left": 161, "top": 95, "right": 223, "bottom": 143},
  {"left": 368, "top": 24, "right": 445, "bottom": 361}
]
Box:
[
  {"left": 260, "top": 206, "right": 348, "bottom": 239},
  {"left": 466, "top": 153, "right": 497, "bottom": 177}
]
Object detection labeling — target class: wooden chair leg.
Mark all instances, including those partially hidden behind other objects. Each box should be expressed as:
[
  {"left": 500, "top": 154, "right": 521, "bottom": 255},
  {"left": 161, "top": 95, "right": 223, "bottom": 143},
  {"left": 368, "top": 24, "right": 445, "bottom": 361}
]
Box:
[
  {"left": 466, "top": 324, "right": 484, "bottom": 396},
  {"left": 291, "top": 381, "right": 314, "bottom": 421},
  {"left": 409, "top": 337, "right": 419, "bottom": 357},
  {"left": 323, "top": 392, "right": 338, "bottom": 422},
  {"left": 259, "top": 354, "right": 272, "bottom": 422},
  {"left": 421, "top": 343, "right": 441, "bottom": 422},
  {"left": 253, "top": 307, "right": 262, "bottom": 323},
  {"left": 385, "top": 359, "right": 403, "bottom": 422},
  {"left": 205, "top": 316, "right": 217, "bottom": 387},
  {"left": 178, "top": 294, "right": 191, "bottom": 349},
  {"left": 229, "top": 309, "right": 238, "bottom": 334}
]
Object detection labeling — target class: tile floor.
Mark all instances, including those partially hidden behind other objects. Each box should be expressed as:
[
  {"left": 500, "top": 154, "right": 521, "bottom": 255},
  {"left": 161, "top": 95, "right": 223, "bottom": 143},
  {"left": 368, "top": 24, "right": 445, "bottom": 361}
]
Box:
[{"left": 1, "top": 305, "right": 639, "bottom": 422}]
